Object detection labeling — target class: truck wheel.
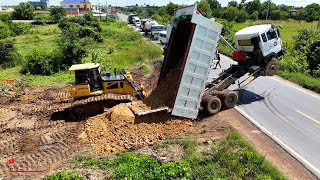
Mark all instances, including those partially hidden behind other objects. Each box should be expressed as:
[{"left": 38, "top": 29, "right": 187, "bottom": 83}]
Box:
[
  {"left": 222, "top": 91, "right": 238, "bottom": 108},
  {"left": 204, "top": 95, "right": 221, "bottom": 115},
  {"left": 265, "top": 60, "right": 278, "bottom": 76}
]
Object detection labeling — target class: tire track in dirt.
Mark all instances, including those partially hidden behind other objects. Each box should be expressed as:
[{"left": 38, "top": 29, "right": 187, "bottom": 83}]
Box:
[{"left": 0, "top": 88, "right": 93, "bottom": 180}]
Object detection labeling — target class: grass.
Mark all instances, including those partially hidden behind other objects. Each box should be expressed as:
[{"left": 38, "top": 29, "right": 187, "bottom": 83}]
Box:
[
  {"left": 14, "top": 24, "right": 60, "bottom": 57},
  {"left": 278, "top": 71, "right": 320, "bottom": 93},
  {"left": 50, "top": 131, "right": 285, "bottom": 179},
  {"left": 0, "top": 67, "right": 73, "bottom": 87},
  {"left": 1, "top": 19, "right": 162, "bottom": 87},
  {"left": 82, "top": 21, "right": 162, "bottom": 74}
]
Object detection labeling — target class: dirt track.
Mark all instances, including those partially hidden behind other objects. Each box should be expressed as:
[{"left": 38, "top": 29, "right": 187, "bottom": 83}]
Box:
[{"left": 0, "top": 88, "right": 93, "bottom": 180}]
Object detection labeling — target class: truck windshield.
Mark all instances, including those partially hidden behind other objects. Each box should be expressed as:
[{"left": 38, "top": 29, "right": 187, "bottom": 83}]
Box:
[{"left": 152, "top": 26, "right": 165, "bottom": 31}]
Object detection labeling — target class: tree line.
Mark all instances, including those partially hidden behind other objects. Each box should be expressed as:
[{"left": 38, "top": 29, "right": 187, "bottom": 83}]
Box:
[{"left": 122, "top": 0, "right": 320, "bottom": 23}]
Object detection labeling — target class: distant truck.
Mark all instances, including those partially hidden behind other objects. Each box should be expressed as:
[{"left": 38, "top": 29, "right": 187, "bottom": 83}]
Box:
[
  {"left": 144, "top": 20, "right": 158, "bottom": 33},
  {"left": 140, "top": 19, "right": 149, "bottom": 30},
  {"left": 159, "top": 31, "right": 167, "bottom": 44},
  {"left": 133, "top": 17, "right": 141, "bottom": 27},
  {"left": 152, "top": 4, "right": 284, "bottom": 119},
  {"left": 150, "top": 25, "right": 165, "bottom": 40},
  {"left": 127, "top": 14, "right": 138, "bottom": 24}
]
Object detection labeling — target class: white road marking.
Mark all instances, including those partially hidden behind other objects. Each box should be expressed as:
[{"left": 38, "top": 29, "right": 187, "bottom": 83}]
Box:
[
  {"left": 270, "top": 77, "right": 320, "bottom": 100},
  {"left": 295, "top": 110, "right": 320, "bottom": 125},
  {"left": 235, "top": 106, "right": 320, "bottom": 178}
]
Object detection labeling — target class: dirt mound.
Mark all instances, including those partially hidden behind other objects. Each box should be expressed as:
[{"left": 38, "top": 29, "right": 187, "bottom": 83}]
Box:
[
  {"left": 143, "top": 62, "right": 184, "bottom": 109},
  {"left": 85, "top": 104, "right": 192, "bottom": 153}
]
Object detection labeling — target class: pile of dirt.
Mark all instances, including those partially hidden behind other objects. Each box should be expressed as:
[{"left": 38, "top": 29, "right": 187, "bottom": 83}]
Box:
[
  {"left": 85, "top": 104, "right": 192, "bottom": 153},
  {"left": 130, "top": 62, "right": 161, "bottom": 95},
  {"left": 143, "top": 62, "right": 184, "bottom": 109}
]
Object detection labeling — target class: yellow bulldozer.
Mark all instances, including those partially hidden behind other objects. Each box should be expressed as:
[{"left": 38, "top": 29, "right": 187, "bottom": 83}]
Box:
[
  {"left": 51, "top": 63, "right": 146, "bottom": 119},
  {"left": 68, "top": 63, "right": 146, "bottom": 99}
]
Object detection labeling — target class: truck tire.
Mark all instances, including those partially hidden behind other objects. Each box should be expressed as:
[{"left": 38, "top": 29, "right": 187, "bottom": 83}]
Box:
[
  {"left": 265, "top": 60, "right": 278, "bottom": 76},
  {"left": 203, "top": 95, "right": 221, "bottom": 115},
  {"left": 222, "top": 90, "right": 238, "bottom": 108}
]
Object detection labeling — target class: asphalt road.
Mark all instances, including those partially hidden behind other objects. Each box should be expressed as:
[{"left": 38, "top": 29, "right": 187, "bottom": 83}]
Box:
[
  {"left": 119, "top": 13, "right": 320, "bottom": 177},
  {"left": 209, "top": 55, "right": 320, "bottom": 177},
  {"left": 118, "top": 13, "right": 163, "bottom": 47}
]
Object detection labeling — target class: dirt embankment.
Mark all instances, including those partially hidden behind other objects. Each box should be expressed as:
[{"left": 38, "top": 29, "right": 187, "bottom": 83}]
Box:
[{"left": 85, "top": 104, "right": 192, "bottom": 153}]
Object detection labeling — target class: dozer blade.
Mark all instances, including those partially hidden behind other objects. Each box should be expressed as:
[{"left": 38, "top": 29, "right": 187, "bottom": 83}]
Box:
[{"left": 134, "top": 107, "right": 171, "bottom": 116}]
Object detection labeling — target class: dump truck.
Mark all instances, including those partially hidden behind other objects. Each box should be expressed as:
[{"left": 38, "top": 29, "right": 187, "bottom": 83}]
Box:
[
  {"left": 127, "top": 14, "right": 138, "bottom": 24},
  {"left": 142, "top": 5, "right": 284, "bottom": 119}
]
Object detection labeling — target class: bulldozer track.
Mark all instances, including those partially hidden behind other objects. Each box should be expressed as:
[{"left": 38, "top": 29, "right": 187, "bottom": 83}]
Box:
[
  {"left": 11, "top": 93, "right": 133, "bottom": 119},
  {"left": 51, "top": 93, "right": 134, "bottom": 120},
  {"left": 41, "top": 88, "right": 70, "bottom": 101}
]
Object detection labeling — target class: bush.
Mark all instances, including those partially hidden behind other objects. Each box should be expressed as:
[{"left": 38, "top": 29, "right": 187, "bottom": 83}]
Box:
[
  {"left": 11, "top": 2, "right": 35, "bottom": 20},
  {"left": 21, "top": 49, "right": 53, "bottom": 75},
  {"left": 0, "top": 39, "right": 21, "bottom": 68},
  {"left": 9, "top": 22, "right": 31, "bottom": 36},
  {"left": 250, "top": 11, "right": 259, "bottom": 21},
  {"left": 279, "top": 54, "right": 308, "bottom": 73},
  {"left": 50, "top": 7, "right": 66, "bottom": 23},
  {"left": 0, "top": 21, "right": 11, "bottom": 39},
  {"left": 293, "top": 29, "right": 320, "bottom": 77},
  {"left": 47, "top": 171, "right": 83, "bottom": 180}
]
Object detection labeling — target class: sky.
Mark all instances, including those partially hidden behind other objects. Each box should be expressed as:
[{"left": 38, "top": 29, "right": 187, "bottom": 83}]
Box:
[{"left": 1, "top": 0, "right": 319, "bottom": 8}]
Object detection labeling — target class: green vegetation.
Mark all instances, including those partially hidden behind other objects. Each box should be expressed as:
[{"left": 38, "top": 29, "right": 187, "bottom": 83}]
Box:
[
  {"left": 48, "top": 131, "right": 284, "bottom": 179},
  {"left": 50, "top": 7, "right": 66, "bottom": 23},
  {"left": 47, "top": 171, "right": 83, "bottom": 180},
  {"left": 11, "top": 2, "right": 35, "bottom": 20},
  {"left": 0, "top": 13, "right": 161, "bottom": 86}
]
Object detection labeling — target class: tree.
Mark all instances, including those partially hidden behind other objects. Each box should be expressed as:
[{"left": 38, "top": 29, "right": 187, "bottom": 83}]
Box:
[
  {"left": 12, "top": 2, "right": 35, "bottom": 20},
  {"left": 270, "top": 10, "right": 288, "bottom": 20},
  {"left": 165, "top": 2, "right": 178, "bottom": 15},
  {"left": 260, "top": 1, "right": 276, "bottom": 19},
  {"left": 245, "top": 0, "right": 261, "bottom": 14},
  {"left": 238, "top": 0, "right": 246, "bottom": 10},
  {"left": 228, "top": 1, "right": 238, "bottom": 8},
  {"left": 304, "top": 3, "right": 320, "bottom": 22},
  {"left": 207, "top": 0, "right": 221, "bottom": 17},
  {"left": 236, "top": 9, "right": 249, "bottom": 22},
  {"left": 223, "top": 6, "right": 238, "bottom": 21},
  {"left": 197, "top": 0, "right": 212, "bottom": 18},
  {"left": 50, "top": 7, "right": 66, "bottom": 22},
  {"left": 295, "top": 9, "right": 306, "bottom": 22},
  {"left": 250, "top": 11, "right": 259, "bottom": 21}
]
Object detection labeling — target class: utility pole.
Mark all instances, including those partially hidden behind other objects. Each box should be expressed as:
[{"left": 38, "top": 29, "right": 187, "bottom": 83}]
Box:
[
  {"left": 266, "top": 0, "right": 270, "bottom": 20},
  {"left": 98, "top": 3, "right": 101, "bottom": 21}
]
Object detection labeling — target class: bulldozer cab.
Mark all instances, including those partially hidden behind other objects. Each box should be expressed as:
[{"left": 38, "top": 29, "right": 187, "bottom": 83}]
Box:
[{"left": 69, "top": 63, "right": 104, "bottom": 98}]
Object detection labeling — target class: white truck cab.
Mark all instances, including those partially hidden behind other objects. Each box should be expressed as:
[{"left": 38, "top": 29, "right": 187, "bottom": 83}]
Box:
[
  {"left": 234, "top": 24, "right": 284, "bottom": 59},
  {"left": 159, "top": 31, "right": 167, "bottom": 44},
  {"left": 151, "top": 25, "right": 165, "bottom": 40},
  {"left": 133, "top": 17, "right": 141, "bottom": 27}
]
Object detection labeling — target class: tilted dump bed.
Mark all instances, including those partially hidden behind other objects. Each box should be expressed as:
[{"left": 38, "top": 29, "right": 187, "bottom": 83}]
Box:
[{"left": 159, "top": 5, "right": 222, "bottom": 119}]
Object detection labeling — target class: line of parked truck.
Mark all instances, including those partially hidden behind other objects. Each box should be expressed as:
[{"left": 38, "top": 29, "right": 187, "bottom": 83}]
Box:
[{"left": 127, "top": 14, "right": 168, "bottom": 44}]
